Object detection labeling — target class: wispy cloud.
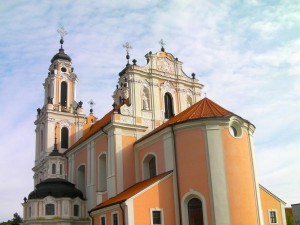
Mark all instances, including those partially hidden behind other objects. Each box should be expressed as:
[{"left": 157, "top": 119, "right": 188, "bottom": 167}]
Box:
[{"left": 0, "top": 0, "right": 299, "bottom": 220}]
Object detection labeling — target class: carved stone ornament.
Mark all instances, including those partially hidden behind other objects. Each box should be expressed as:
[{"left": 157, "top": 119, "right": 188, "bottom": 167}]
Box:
[
  {"left": 122, "top": 87, "right": 129, "bottom": 99},
  {"left": 142, "top": 119, "right": 152, "bottom": 127},
  {"left": 121, "top": 115, "right": 134, "bottom": 124},
  {"left": 187, "top": 89, "right": 193, "bottom": 97},
  {"left": 60, "top": 119, "right": 70, "bottom": 128},
  {"left": 120, "top": 104, "right": 133, "bottom": 116},
  {"left": 161, "top": 81, "right": 175, "bottom": 94},
  {"left": 47, "top": 117, "right": 56, "bottom": 122},
  {"left": 156, "top": 57, "right": 175, "bottom": 74}
]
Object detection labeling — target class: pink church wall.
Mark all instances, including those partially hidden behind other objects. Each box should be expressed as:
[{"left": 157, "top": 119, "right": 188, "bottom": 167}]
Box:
[
  {"left": 222, "top": 128, "right": 259, "bottom": 225},
  {"left": 122, "top": 136, "right": 137, "bottom": 190},
  {"left": 95, "top": 136, "right": 108, "bottom": 191},
  {"left": 138, "top": 140, "right": 166, "bottom": 180},
  {"left": 133, "top": 175, "right": 175, "bottom": 225},
  {"left": 175, "top": 127, "right": 213, "bottom": 225}
]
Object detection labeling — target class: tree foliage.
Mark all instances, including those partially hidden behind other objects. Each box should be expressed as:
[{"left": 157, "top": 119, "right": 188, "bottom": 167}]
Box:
[{"left": 0, "top": 213, "right": 22, "bottom": 225}]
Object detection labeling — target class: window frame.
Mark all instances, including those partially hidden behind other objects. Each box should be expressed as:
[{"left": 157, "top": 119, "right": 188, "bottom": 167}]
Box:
[
  {"left": 268, "top": 209, "right": 278, "bottom": 224},
  {"left": 61, "top": 127, "right": 69, "bottom": 149},
  {"left": 111, "top": 212, "right": 119, "bottom": 225},
  {"left": 100, "top": 215, "right": 106, "bottom": 225},
  {"left": 45, "top": 203, "right": 55, "bottom": 216},
  {"left": 73, "top": 204, "right": 80, "bottom": 217},
  {"left": 150, "top": 208, "right": 164, "bottom": 225}
]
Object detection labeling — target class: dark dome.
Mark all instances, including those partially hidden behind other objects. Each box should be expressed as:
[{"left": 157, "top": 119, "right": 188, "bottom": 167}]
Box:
[
  {"left": 51, "top": 48, "right": 71, "bottom": 63},
  {"left": 28, "top": 178, "right": 84, "bottom": 200},
  {"left": 49, "top": 149, "right": 64, "bottom": 157}
]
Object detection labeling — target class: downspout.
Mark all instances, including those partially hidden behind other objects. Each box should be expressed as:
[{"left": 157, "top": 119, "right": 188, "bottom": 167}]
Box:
[
  {"left": 88, "top": 210, "right": 94, "bottom": 225},
  {"left": 119, "top": 202, "right": 126, "bottom": 225},
  {"left": 171, "top": 125, "right": 182, "bottom": 225}
]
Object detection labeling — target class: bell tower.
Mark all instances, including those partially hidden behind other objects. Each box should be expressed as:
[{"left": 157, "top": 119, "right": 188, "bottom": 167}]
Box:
[{"left": 33, "top": 28, "right": 86, "bottom": 186}]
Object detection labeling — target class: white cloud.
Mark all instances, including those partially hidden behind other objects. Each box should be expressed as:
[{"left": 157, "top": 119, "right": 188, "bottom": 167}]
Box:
[{"left": 0, "top": 0, "right": 300, "bottom": 221}]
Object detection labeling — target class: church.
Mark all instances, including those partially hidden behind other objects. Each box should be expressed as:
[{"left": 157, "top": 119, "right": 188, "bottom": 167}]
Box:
[{"left": 22, "top": 30, "right": 287, "bottom": 225}]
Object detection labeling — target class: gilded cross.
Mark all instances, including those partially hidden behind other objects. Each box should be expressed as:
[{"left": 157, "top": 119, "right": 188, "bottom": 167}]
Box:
[
  {"left": 122, "top": 42, "right": 132, "bottom": 55},
  {"left": 57, "top": 27, "right": 68, "bottom": 39}
]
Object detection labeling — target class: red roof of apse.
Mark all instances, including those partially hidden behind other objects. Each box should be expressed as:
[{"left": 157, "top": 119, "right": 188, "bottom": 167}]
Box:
[
  {"left": 137, "top": 97, "right": 238, "bottom": 143},
  {"left": 90, "top": 171, "right": 172, "bottom": 212}
]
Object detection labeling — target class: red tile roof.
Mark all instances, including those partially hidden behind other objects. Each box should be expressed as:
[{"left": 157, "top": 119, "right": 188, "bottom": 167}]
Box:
[
  {"left": 89, "top": 171, "right": 173, "bottom": 212},
  {"left": 65, "top": 109, "right": 113, "bottom": 153},
  {"left": 137, "top": 97, "right": 238, "bottom": 143}
]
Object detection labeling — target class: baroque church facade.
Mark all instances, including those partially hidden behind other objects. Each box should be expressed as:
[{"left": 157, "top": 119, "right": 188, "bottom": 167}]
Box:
[{"left": 22, "top": 34, "right": 287, "bottom": 225}]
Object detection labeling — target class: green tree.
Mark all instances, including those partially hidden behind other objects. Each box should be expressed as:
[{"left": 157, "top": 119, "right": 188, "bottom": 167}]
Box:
[{"left": 0, "top": 213, "right": 22, "bottom": 225}]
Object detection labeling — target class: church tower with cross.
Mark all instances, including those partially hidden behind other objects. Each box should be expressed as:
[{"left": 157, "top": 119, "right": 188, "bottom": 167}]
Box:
[{"left": 23, "top": 33, "right": 287, "bottom": 225}]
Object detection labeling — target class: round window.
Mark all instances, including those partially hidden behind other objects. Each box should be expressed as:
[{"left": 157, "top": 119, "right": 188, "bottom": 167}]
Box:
[
  {"left": 61, "top": 67, "right": 67, "bottom": 72},
  {"left": 229, "top": 121, "right": 242, "bottom": 138}
]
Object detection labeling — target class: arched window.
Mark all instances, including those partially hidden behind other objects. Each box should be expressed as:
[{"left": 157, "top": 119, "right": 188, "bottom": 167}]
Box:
[
  {"left": 149, "top": 157, "right": 156, "bottom": 179},
  {"left": 98, "top": 154, "right": 107, "bottom": 191},
  {"left": 143, "top": 154, "right": 157, "bottom": 180},
  {"left": 164, "top": 93, "right": 174, "bottom": 119},
  {"left": 59, "top": 164, "right": 63, "bottom": 175},
  {"left": 61, "top": 127, "right": 69, "bottom": 148},
  {"left": 188, "top": 198, "right": 204, "bottom": 225},
  {"left": 60, "top": 81, "right": 67, "bottom": 107},
  {"left": 45, "top": 203, "right": 55, "bottom": 215},
  {"left": 40, "top": 130, "right": 44, "bottom": 152},
  {"left": 52, "top": 164, "right": 56, "bottom": 174},
  {"left": 78, "top": 165, "right": 86, "bottom": 197}
]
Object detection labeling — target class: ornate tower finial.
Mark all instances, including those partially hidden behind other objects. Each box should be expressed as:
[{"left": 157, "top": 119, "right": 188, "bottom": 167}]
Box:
[
  {"left": 57, "top": 27, "right": 68, "bottom": 49},
  {"left": 123, "top": 42, "right": 132, "bottom": 66},
  {"left": 88, "top": 99, "right": 95, "bottom": 114},
  {"left": 159, "top": 38, "right": 166, "bottom": 52}
]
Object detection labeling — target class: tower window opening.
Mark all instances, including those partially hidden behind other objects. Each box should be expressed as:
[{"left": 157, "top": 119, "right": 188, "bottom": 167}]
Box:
[
  {"left": 61, "top": 67, "right": 67, "bottom": 72},
  {"left": 45, "top": 203, "right": 55, "bottom": 216},
  {"left": 73, "top": 204, "right": 79, "bottom": 217},
  {"left": 61, "top": 127, "right": 69, "bottom": 148},
  {"left": 52, "top": 164, "right": 56, "bottom": 174},
  {"left": 60, "top": 164, "right": 63, "bottom": 175},
  {"left": 60, "top": 81, "right": 68, "bottom": 107},
  {"left": 164, "top": 92, "right": 174, "bottom": 119}
]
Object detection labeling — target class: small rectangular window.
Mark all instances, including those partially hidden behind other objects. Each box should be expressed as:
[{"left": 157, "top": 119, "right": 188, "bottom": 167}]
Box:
[
  {"left": 269, "top": 210, "right": 277, "bottom": 224},
  {"left": 101, "top": 216, "right": 106, "bottom": 225},
  {"left": 73, "top": 204, "right": 79, "bottom": 217},
  {"left": 152, "top": 210, "right": 162, "bottom": 224},
  {"left": 45, "top": 203, "right": 55, "bottom": 215},
  {"left": 150, "top": 209, "right": 164, "bottom": 225},
  {"left": 113, "top": 213, "right": 118, "bottom": 225}
]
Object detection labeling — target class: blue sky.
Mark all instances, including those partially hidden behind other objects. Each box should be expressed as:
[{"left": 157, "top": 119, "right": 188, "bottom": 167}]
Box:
[{"left": 0, "top": 0, "right": 300, "bottom": 221}]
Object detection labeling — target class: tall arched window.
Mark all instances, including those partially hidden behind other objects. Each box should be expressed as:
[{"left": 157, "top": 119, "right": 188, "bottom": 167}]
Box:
[
  {"left": 78, "top": 165, "right": 86, "bottom": 197},
  {"left": 164, "top": 93, "right": 174, "bottom": 119},
  {"left": 59, "top": 164, "right": 63, "bottom": 175},
  {"left": 143, "top": 154, "right": 157, "bottom": 180},
  {"left": 60, "top": 81, "right": 68, "bottom": 107},
  {"left": 52, "top": 164, "right": 56, "bottom": 174},
  {"left": 98, "top": 154, "right": 107, "bottom": 191},
  {"left": 40, "top": 130, "right": 44, "bottom": 152},
  {"left": 61, "top": 127, "right": 69, "bottom": 148},
  {"left": 188, "top": 198, "right": 204, "bottom": 225}
]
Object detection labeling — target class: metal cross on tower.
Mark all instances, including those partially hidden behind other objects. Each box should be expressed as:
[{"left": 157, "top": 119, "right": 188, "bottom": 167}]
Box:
[
  {"left": 123, "top": 42, "right": 132, "bottom": 66},
  {"left": 57, "top": 27, "right": 68, "bottom": 48},
  {"left": 159, "top": 38, "right": 166, "bottom": 52},
  {"left": 88, "top": 99, "right": 95, "bottom": 114}
]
